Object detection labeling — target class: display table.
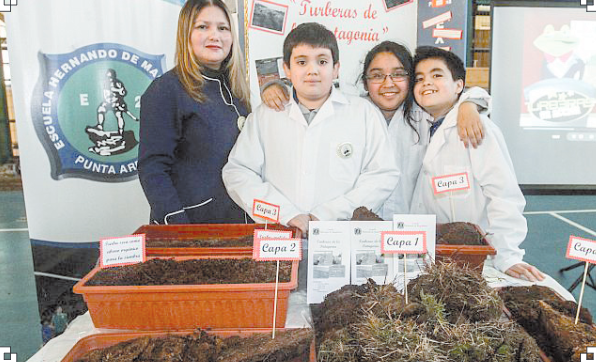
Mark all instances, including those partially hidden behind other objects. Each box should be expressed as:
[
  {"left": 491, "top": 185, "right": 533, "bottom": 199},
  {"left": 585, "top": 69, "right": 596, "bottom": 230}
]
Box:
[{"left": 27, "top": 260, "right": 573, "bottom": 362}]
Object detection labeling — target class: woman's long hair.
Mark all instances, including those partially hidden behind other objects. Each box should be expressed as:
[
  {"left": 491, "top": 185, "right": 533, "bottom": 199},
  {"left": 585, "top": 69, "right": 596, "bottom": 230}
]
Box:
[
  {"left": 175, "top": 0, "right": 250, "bottom": 109},
  {"left": 361, "top": 41, "right": 419, "bottom": 141}
]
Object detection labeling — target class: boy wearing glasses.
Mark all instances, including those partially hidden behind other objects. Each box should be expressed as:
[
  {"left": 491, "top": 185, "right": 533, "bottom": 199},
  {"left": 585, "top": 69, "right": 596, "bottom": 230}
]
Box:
[{"left": 223, "top": 23, "right": 399, "bottom": 233}]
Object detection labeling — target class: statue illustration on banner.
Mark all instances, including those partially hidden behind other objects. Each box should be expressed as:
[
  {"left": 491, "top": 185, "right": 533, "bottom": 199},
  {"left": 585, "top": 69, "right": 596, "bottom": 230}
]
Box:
[
  {"left": 32, "top": 43, "right": 166, "bottom": 182},
  {"left": 86, "top": 68, "right": 137, "bottom": 157}
]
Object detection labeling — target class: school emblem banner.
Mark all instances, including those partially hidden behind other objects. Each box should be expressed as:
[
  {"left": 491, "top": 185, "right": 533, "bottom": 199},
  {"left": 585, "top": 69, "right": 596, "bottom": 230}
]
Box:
[{"left": 6, "top": 0, "right": 181, "bottom": 243}]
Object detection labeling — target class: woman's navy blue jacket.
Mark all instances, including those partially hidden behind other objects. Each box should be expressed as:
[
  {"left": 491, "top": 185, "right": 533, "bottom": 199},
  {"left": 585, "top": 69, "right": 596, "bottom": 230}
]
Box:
[{"left": 138, "top": 68, "right": 248, "bottom": 224}]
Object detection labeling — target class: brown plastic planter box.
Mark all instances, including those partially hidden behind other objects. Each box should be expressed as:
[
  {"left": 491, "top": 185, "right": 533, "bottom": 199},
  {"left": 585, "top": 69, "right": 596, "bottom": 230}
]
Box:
[
  {"left": 435, "top": 224, "right": 496, "bottom": 270},
  {"left": 73, "top": 256, "right": 299, "bottom": 330},
  {"left": 60, "top": 329, "right": 316, "bottom": 362},
  {"left": 134, "top": 223, "right": 301, "bottom": 257}
]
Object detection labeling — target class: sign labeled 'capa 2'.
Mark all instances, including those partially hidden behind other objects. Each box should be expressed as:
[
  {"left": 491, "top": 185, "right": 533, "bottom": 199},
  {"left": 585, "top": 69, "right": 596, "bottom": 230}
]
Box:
[{"left": 253, "top": 238, "right": 302, "bottom": 261}]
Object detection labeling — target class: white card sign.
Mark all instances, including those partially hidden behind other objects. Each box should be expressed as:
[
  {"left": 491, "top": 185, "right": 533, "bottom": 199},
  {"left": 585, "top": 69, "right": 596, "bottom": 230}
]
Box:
[
  {"left": 254, "top": 229, "right": 292, "bottom": 239},
  {"left": 307, "top": 221, "right": 351, "bottom": 304},
  {"left": 566, "top": 236, "right": 596, "bottom": 264},
  {"left": 252, "top": 199, "right": 280, "bottom": 223},
  {"left": 381, "top": 231, "right": 427, "bottom": 254},
  {"left": 350, "top": 221, "right": 393, "bottom": 286},
  {"left": 253, "top": 229, "right": 292, "bottom": 259},
  {"left": 432, "top": 172, "right": 470, "bottom": 194},
  {"left": 100, "top": 234, "right": 146, "bottom": 268},
  {"left": 253, "top": 238, "right": 302, "bottom": 261}
]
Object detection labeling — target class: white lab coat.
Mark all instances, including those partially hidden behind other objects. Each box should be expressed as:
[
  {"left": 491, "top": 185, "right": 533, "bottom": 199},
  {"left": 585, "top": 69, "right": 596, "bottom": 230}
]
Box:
[
  {"left": 381, "top": 87, "right": 491, "bottom": 221},
  {"left": 410, "top": 97, "right": 527, "bottom": 273},
  {"left": 223, "top": 87, "right": 400, "bottom": 225}
]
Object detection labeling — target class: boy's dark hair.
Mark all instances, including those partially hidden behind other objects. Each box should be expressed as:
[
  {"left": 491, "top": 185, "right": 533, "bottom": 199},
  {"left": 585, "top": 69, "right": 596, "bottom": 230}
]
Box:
[
  {"left": 413, "top": 46, "right": 466, "bottom": 89},
  {"left": 283, "top": 23, "right": 339, "bottom": 65}
]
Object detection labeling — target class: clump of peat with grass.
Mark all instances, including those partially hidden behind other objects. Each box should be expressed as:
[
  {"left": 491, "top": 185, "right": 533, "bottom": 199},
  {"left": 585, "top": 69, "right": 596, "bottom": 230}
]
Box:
[
  {"left": 500, "top": 285, "right": 596, "bottom": 362},
  {"left": 314, "top": 262, "right": 543, "bottom": 362}
]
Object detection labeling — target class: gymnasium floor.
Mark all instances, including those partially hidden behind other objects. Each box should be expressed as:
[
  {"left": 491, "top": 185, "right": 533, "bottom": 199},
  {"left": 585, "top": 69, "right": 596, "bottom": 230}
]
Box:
[{"left": 1, "top": 190, "right": 595, "bottom": 361}]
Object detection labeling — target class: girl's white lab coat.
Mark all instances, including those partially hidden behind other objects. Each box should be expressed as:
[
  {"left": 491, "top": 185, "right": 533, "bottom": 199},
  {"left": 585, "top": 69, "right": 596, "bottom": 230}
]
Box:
[
  {"left": 410, "top": 98, "right": 527, "bottom": 273},
  {"left": 223, "top": 87, "right": 400, "bottom": 225}
]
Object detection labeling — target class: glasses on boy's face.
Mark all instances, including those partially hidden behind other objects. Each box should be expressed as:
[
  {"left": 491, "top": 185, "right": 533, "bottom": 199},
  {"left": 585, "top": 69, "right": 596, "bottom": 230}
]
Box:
[{"left": 366, "top": 72, "right": 409, "bottom": 84}]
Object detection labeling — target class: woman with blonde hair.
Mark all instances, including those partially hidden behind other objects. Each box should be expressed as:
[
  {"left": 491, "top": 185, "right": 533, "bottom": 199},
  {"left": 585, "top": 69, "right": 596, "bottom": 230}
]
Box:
[{"left": 139, "top": 0, "right": 251, "bottom": 224}]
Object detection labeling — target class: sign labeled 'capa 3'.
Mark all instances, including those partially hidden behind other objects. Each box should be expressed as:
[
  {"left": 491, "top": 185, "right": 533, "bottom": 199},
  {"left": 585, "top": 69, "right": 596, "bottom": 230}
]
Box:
[{"left": 432, "top": 172, "right": 470, "bottom": 194}]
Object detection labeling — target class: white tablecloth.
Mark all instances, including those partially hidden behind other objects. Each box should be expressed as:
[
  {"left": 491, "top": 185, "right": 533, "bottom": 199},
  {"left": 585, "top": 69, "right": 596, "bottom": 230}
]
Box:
[{"left": 27, "top": 259, "right": 574, "bottom": 362}]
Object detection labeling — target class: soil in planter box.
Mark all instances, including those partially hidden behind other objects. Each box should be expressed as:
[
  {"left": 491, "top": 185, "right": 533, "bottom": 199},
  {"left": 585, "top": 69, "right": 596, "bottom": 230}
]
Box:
[
  {"left": 147, "top": 235, "right": 253, "bottom": 248},
  {"left": 436, "top": 222, "right": 485, "bottom": 245},
  {"left": 499, "top": 285, "right": 594, "bottom": 361},
  {"left": 314, "top": 263, "right": 542, "bottom": 362},
  {"left": 85, "top": 258, "right": 292, "bottom": 286},
  {"left": 76, "top": 332, "right": 220, "bottom": 362},
  {"left": 75, "top": 329, "right": 313, "bottom": 362},
  {"left": 218, "top": 328, "right": 313, "bottom": 362}
]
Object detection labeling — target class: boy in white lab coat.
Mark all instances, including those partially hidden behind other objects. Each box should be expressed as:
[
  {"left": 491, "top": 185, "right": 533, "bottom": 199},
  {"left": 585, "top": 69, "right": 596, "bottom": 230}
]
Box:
[
  {"left": 410, "top": 46, "right": 545, "bottom": 281},
  {"left": 223, "top": 23, "right": 399, "bottom": 233}
]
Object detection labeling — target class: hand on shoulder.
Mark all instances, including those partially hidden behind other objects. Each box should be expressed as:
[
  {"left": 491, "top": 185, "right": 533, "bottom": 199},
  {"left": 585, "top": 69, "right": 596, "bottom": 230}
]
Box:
[
  {"left": 457, "top": 101, "right": 484, "bottom": 149},
  {"left": 261, "top": 82, "right": 290, "bottom": 112}
]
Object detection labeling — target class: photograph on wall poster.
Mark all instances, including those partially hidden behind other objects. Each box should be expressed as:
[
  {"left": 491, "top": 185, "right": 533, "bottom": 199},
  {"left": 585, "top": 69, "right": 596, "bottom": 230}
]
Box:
[
  {"left": 250, "top": 0, "right": 288, "bottom": 35},
  {"left": 255, "top": 57, "right": 287, "bottom": 88},
  {"left": 383, "top": 0, "right": 413, "bottom": 12}
]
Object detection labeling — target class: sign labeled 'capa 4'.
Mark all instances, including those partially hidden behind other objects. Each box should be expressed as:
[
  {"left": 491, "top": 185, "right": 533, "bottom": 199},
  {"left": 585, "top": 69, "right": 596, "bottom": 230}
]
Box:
[
  {"left": 573, "top": 241, "right": 596, "bottom": 257},
  {"left": 566, "top": 235, "right": 596, "bottom": 264}
]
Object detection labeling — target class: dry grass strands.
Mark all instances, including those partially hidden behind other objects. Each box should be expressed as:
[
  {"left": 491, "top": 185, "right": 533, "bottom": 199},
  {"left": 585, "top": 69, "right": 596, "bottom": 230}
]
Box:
[
  {"left": 355, "top": 315, "right": 442, "bottom": 362},
  {"left": 314, "top": 263, "right": 544, "bottom": 361},
  {"left": 407, "top": 262, "right": 502, "bottom": 324},
  {"left": 317, "top": 328, "right": 360, "bottom": 362},
  {"left": 443, "top": 322, "right": 542, "bottom": 362}
]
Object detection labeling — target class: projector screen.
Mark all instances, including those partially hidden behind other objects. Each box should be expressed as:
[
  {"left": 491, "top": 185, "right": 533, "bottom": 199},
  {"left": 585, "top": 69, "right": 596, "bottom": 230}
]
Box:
[{"left": 491, "top": 4, "right": 596, "bottom": 186}]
